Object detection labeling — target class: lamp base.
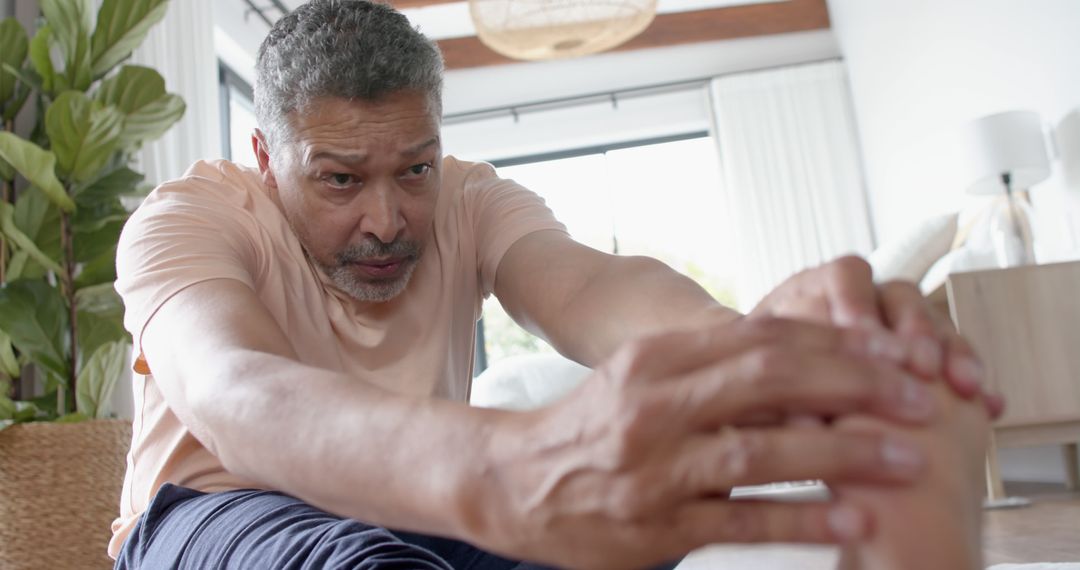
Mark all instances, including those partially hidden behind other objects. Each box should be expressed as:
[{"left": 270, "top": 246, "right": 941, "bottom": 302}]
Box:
[{"left": 989, "top": 190, "right": 1036, "bottom": 267}]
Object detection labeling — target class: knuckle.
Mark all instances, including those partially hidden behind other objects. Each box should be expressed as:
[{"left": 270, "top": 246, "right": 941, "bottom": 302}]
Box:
[
  {"left": 829, "top": 255, "right": 871, "bottom": 279},
  {"left": 741, "top": 347, "right": 793, "bottom": 392},
  {"left": 608, "top": 393, "right": 666, "bottom": 467},
  {"left": 717, "top": 430, "right": 767, "bottom": 481},
  {"left": 609, "top": 334, "right": 665, "bottom": 382},
  {"left": 740, "top": 315, "right": 791, "bottom": 344}
]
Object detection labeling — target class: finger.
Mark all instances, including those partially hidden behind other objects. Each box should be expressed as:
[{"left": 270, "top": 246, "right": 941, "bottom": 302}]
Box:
[
  {"left": 928, "top": 298, "right": 1002, "bottom": 415},
  {"left": 671, "top": 346, "right": 936, "bottom": 429},
  {"left": 943, "top": 328, "right": 985, "bottom": 399},
  {"left": 668, "top": 499, "right": 872, "bottom": 548},
  {"left": 983, "top": 391, "right": 1006, "bottom": 419},
  {"left": 878, "top": 280, "right": 944, "bottom": 378},
  {"left": 822, "top": 256, "right": 882, "bottom": 328},
  {"left": 667, "top": 428, "right": 925, "bottom": 496},
  {"left": 606, "top": 316, "right": 907, "bottom": 384}
]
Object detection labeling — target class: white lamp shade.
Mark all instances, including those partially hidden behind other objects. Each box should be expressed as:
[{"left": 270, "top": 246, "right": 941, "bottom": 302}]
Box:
[{"left": 956, "top": 110, "right": 1051, "bottom": 195}]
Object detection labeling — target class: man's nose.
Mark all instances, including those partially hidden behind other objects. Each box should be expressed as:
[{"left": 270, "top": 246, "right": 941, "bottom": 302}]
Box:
[{"left": 356, "top": 184, "right": 405, "bottom": 244}]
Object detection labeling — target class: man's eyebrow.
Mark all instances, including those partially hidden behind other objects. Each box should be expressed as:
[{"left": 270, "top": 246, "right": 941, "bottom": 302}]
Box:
[
  {"left": 304, "top": 138, "right": 438, "bottom": 165},
  {"left": 305, "top": 150, "right": 367, "bottom": 165}
]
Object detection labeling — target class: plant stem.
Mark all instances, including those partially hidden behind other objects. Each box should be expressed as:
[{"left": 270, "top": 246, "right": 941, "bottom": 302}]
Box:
[
  {"left": 60, "top": 211, "right": 78, "bottom": 414},
  {"left": 1, "top": 118, "right": 12, "bottom": 286}
]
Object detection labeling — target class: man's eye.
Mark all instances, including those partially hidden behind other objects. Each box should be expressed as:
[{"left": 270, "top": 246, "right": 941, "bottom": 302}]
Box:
[
  {"left": 405, "top": 163, "right": 431, "bottom": 177},
  {"left": 326, "top": 173, "right": 357, "bottom": 187}
]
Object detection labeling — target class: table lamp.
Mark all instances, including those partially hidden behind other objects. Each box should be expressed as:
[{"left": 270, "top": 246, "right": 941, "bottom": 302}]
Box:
[{"left": 956, "top": 110, "right": 1051, "bottom": 267}]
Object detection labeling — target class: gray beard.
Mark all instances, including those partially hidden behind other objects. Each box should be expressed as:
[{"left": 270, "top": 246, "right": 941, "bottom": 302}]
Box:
[
  {"left": 322, "top": 257, "right": 419, "bottom": 302},
  {"left": 316, "top": 238, "right": 423, "bottom": 303}
]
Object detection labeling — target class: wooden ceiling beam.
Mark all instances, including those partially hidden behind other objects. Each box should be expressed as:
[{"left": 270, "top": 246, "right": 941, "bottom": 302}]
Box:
[{"left": 436, "top": 0, "right": 830, "bottom": 69}]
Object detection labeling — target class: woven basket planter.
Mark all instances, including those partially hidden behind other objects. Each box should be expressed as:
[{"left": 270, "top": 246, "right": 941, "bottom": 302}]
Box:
[{"left": 0, "top": 419, "right": 131, "bottom": 570}]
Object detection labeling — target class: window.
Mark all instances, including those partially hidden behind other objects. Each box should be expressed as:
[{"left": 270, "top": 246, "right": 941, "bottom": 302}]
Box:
[
  {"left": 219, "top": 64, "right": 258, "bottom": 168},
  {"left": 479, "top": 134, "right": 738, "bottom": 372}
]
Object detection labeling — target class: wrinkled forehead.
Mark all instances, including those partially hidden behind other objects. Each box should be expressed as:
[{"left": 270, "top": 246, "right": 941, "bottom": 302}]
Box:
[{"left": 276, "top": 92, "right": 442, "bottom": 157}]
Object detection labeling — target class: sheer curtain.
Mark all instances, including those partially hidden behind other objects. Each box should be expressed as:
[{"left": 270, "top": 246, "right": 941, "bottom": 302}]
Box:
[{"left": 708, "top": 60, "right": 874, "bottom": 309}]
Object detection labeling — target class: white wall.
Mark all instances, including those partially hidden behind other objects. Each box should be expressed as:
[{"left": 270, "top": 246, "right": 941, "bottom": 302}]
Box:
[
  {"left": 829, "top": 0, "right": 1080, "bottom": 484},
  {"left": 829, "top": 0, "right": 1080, "bottom": 258}
]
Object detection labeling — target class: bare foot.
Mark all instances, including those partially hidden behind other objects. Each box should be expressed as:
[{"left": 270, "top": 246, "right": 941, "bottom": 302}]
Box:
[{"left": 831, "top": 379, "right": 989, "bottom": 570}]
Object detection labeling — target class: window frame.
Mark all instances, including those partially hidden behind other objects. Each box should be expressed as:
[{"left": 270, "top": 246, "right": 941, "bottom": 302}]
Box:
[
  {"left": 473, "top": 130, "right": 714, "bottom": 376},
  {"left": 219, "top": 62, "right": 255, "bottom": 163}
]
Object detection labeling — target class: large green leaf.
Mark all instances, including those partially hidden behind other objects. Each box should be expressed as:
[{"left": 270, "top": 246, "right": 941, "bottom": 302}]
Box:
[
  {"left": 0, "top": 280, "right": 69, "bottom": 381},
  {"left": 0, "top": 202, "right": 64, "bottom": 276},
  {"left": 40, "top": 0, "right": 94, "bottom": 91},
  {"left": 14, "top": 186, "right": 61, "bottom": 252},
  {"left": 96, "top": 65, "right": 185, "bottom": 147},
  {"left": 74, "top": 219, "right": 123, "bottom": 264},
  {"left": 1, "top": 78, "right": 30, "bottom": 123},
  {"left": 75, "top": 282, "right": 125, "bottom": 317},
  {"left": 6, "top": 251, "right": 29, "bottom": 281},
  {"left": 56, "top": 411, "right": 90, "bottom": 423},
  {"left": 0, "top": 132, "right": 75, "bottom": 212},
  {"left": 0, "top": 396, "right": 14, "bottom": 421},
  {"left": 73, "top": 165, "right": 143, "bottom": 201},
  {"left": 74, "top": 193, "right": 127, "bottom": 233},
  {"left": 0, "top": 18, "right": 28, "bottom": 104},
  {"left": 0, "top": 328, "right": 19, "bottom": 378},
  {"left": 28, "top": 25, "right": 56, "bottom": 95},
  {"left": 74, "top": 245, "right": 118, "bottom": 289},
  {"left": 76, "top": 340, "right": 126, "bottom": 418},
  {"left": 46, "top": 91, "right": 124, "bottom": 184},
  {"left": 0, "top": 154, "right": 12, "bottom": 182},
  {"left": 11, "top": 187, "right": 62, "bottom": 279},
  {"left": 91, "top": 0, "right": 170, "bottom": 79},
  {"left": 77, "top": 307, "right": 127, "bottom": 371}
]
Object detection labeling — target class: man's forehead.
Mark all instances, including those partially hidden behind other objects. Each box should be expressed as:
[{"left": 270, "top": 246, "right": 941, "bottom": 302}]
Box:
[{"left": 301, "top": 136, "right": 441, "bottom": 165}]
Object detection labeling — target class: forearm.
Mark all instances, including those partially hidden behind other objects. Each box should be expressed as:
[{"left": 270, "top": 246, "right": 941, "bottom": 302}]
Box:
[
  {"left": 534, "top": 255, "right": 738, "bottom": 366},
  {"left": 178, "top": 348, "right": 513, "bottom": 541}
]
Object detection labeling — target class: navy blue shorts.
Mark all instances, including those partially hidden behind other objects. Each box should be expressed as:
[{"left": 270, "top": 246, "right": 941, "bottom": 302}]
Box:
[{"left": 114, "top": 483, "right": 681, "bottom": 569}]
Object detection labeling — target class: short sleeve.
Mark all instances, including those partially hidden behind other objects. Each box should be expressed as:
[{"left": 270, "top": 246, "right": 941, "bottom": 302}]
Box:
[
  {"left": 115, "top": 176, "right": 260, "bottom": 353},
  {"left": 461, "top": 162, "right": 568, "bottom": 295}
]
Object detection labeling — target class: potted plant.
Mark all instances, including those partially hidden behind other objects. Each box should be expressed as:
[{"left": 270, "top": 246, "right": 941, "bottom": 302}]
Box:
[{"left": 0, "top": 0, "right": 183, "bottom": 567}]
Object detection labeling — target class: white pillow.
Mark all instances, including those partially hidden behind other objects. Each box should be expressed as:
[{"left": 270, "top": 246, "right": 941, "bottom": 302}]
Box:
[
  {"left": 919, "top": 245, "right": 999, "bottom": 294},
  {"left": 868, "top": 212, "right": 958, "bottom": 283},
  {"left": 470, "top": 353, "right": 591, "bottom": 411}
]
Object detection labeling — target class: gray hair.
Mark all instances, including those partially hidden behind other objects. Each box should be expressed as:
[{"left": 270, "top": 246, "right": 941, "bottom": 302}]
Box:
[{"left": 254, "top": 0, "right": 445, "bottom": 148}]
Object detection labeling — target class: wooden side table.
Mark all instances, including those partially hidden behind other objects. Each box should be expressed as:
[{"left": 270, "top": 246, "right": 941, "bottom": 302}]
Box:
[{"left": 943, "top": 261, "right": 1080, "bottom": 500}]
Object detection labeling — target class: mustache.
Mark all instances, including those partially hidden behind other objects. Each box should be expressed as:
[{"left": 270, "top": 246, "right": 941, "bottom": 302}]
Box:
[{"left": 336, "top": 238, "right": 422, "bottom": 264}]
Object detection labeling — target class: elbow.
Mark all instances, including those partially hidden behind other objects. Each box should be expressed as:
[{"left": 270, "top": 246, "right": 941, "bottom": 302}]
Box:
[{"left": 181, "top": 356, "right": 272, "bottom": 481}]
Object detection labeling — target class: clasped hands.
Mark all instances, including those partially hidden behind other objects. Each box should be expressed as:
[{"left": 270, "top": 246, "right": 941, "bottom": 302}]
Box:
[{"left": 471, "top": 256, "right": 999, "bottom": 570}]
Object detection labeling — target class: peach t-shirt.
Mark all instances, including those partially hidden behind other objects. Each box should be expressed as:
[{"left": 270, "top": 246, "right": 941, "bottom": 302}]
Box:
[{"left": 109, "top": 157, "right": 566, "bottom": 557}]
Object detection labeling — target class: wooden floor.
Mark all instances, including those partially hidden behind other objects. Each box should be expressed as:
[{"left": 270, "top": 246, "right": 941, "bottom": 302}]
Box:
[
  {"left": 983, "top": 481, "right": 1080, "bottom": 565},
  {"left": 677, "top": 481, "right": 1080, "bottom": 569}
]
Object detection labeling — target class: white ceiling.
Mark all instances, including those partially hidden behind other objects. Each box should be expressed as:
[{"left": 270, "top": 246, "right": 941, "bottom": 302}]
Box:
[{"left": 275, "top": 0, "right": 788, "bottom": 40}]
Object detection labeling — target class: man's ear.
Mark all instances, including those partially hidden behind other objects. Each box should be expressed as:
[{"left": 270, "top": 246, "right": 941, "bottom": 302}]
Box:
[{"left": 252, "top": 129, "right": 279, "bottom": 189}]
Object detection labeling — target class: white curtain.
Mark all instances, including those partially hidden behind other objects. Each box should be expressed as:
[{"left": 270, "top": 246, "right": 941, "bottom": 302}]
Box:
[
  {"left": 130, "top": 0, "right": 221, "bottom": 186},
  {"left": 708, "top": 60, "right": 874, "bottom": 310}
]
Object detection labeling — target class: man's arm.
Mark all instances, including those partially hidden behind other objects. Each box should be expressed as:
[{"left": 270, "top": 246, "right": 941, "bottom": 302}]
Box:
[
  {"left": 141, "top": 278, "right": 508, "bottom": 538},
  {"left": 142, "top": 278, "right": 937, "bottom": 568},
  {"left": 493, "top": 230, "right": 737, "bottom": 366},
  {"left": 494, "top": 231, "right": 1003, "bottom": 417}
]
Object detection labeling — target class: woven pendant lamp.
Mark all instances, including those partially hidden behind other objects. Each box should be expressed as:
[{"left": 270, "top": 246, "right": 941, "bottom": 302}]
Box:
[{"left": 469, "top": 0, "right": 659, "bottom": 61}]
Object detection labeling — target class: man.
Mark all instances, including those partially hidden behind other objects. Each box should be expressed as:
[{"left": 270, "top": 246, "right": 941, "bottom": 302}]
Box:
[{"left": 111, "top": 1, "right": 999, "bottom": 568}]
